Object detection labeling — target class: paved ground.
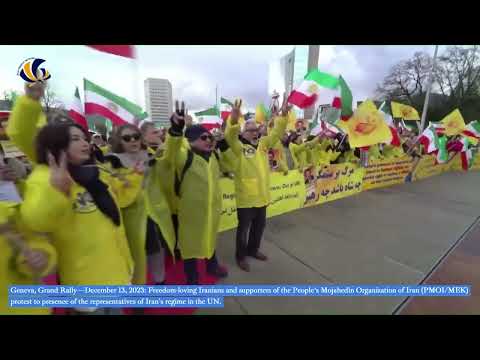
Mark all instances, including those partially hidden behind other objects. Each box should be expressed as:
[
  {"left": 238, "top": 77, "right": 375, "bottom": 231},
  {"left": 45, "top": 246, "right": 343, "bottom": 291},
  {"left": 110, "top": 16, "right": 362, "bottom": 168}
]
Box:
[{"left": 197, "top": 170, "right": 480, "bottom": 315}]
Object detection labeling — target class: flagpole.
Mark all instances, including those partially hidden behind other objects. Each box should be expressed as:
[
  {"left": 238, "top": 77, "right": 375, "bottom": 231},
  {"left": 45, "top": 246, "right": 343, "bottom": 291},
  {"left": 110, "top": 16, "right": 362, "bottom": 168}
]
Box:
[{"left": 420, "top": 45, "right": 439, "bottom": 132}]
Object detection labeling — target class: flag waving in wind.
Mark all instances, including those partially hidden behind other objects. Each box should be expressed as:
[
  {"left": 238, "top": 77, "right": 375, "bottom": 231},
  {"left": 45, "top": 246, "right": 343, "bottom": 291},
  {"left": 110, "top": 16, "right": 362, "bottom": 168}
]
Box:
[
  {"left": 288, "top": 69, "right": 339, "bottom": 109},
  {"left": 87, "top": 45, "right": 135, "bottom": 59},
  {"left": 68, "top": 87, "right": 87, "bottom": 130},
  {"left": 220, "top": 97, "right": 234, "bottom": 121},
  {"left": 84, "top": 79, "right": 147, "bottom": 126},
  {"left": 195, "top": 107, "right": 222, "bottom": 131},
  {"left": 338, "top": 100, "right": 391, "bottom": 148},
  {"left": 391, "top": 102, "right": 420, "bottom": 121}
]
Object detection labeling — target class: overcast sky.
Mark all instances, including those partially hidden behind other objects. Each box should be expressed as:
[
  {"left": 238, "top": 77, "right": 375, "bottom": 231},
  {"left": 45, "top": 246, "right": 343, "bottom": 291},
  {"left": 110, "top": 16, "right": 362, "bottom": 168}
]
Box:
[{"left": 0, "top": 45, "right": 446, "bottom": 116}]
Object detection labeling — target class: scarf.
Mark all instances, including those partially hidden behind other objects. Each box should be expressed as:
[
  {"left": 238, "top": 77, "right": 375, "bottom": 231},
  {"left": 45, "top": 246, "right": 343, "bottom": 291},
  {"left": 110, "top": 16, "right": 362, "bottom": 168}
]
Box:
[{"left": 68, "top": 160, "right": 121, "bottom": 226}]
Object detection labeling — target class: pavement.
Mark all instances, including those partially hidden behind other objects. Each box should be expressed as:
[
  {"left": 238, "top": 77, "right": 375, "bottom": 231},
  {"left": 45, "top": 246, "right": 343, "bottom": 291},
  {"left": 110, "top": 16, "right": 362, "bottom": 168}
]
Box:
[{"left": 196, "top": 170, "right": 480, "bottom": 315}]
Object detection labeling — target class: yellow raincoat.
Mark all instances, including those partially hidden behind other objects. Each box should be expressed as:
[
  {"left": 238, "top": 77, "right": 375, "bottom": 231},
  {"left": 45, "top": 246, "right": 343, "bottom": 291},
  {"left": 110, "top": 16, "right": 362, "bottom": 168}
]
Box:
[
  {"left": 1, "top": 202, "right": 57, "bottom": 315},
  {"left": 382, "top": 144, "right": 405, "bottom": 159},
  {"left": 6, "top": 95, "right": 45, "bottom": 163},
  {"left": 338, "top": 149, "right": 359, "bottom": 164},
  {"left": 20, "top": 165, "right": 142, "bottom": 285},
  {"left": 290, "top": 137, "right": 319, "bottom": 170},
  {"left": 8, "top": 94, "right": 143, "bottom": 285},
  {"left": 368, "top": 144, "right": 383, "bottom": 161},
  {"left": 117, "top": 157, "right": 177, "bottom": 285},
  {"left": 164, "top": 133, "right": 223, "bottom": 260},
  {"left": 225, "top": 115, "right": 288, "bottom": 208}
]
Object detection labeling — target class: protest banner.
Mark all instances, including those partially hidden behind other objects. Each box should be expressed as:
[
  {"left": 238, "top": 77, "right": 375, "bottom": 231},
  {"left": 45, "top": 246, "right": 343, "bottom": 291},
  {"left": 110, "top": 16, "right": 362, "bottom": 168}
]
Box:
[
  {"left": 412, "top": 155, "right": 450, "bottom": 180},
  {"left": 218, "top": 178, "right": 238, "bottom": 232},
  {"left": 267, "top": 171, "right": 306, "bottom": 218},
  {"left": 314, "top": 163, "right": 365, "bottom": 204},
  {"left": 362, "top": 156, "right": 413, "bottom": 190},
  {"left": 446, "top": 154, "right": 463, "bottom": 172}
]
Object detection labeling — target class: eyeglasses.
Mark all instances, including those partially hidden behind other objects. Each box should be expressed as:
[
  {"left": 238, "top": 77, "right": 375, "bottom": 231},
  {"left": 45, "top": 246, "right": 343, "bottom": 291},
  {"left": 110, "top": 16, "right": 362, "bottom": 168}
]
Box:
[
  {"left": 200, "top": 134, "right": 214, "bottom": 142},
  {"left": 122, "top": 134, "right": 141, "bottom": 142}
]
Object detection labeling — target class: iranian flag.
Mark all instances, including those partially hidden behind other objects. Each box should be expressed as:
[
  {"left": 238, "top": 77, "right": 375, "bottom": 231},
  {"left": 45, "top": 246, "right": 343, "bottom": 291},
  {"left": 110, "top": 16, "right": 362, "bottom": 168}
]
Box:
[
  {"left": 87, "top": 45, "right": 135, "bottom": 59},
  {"left": 338, "top": 75, "right": 353, "bottom": 120},
  {"left": 378, "top": 104, "right": 401, "bottom": 147},
  {"left": 84, "top": 79, "right": 147, "bottom": 126},
  {"left": 432, "top": 135, "right": 448, "bottom": 164},
  {"left": 195, "top": 107, "right": 222, "bottom": 131},
  {"left": 288, "top": 69, "right": 339, "bottom": 109},
  {"left": 220, "top": 97, "right": 233, "bottom": 121},
  {"left": 68, "top": 87, "right": 88, "bottom": 130},
  {"left": 463, "top": 120, "right": 480, "bottom": 145},
  {"left": 460, "top": 138, "right": 475, "bottom": 171},
  {"left": 418, "top": 123, "right": 447, "bottom": 156}
]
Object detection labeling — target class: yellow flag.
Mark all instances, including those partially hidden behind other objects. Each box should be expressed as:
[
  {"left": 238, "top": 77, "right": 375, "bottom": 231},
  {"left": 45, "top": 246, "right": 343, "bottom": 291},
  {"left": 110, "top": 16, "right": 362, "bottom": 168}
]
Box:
[
  {"left": 440, "top": 109, "right": 466, "bottom": 136},
  {"left": 391, "top": 101, "right": 420, "bottom": 120},
  {"left": 286, "top": 110, "right": 297, "bottom": 131},
  {"left": 338, "top": 99, "right": 392, "bottom": 148}
]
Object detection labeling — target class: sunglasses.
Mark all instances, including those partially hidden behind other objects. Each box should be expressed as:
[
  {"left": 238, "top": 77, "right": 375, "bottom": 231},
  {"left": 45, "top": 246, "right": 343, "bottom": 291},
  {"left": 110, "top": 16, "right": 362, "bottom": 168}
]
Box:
[
  {"left": 200, "top": 134, "right": 214, "bottom": 142},
  {"left": 122, "top": 134, "right": 141, "bottom": 142}
]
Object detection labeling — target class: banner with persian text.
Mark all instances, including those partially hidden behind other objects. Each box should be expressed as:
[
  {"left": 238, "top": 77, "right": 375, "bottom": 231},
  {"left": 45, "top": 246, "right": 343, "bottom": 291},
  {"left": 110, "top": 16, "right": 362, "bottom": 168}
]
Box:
[{"left": 362, "top": 156, "right": 413, "bottom": 191}]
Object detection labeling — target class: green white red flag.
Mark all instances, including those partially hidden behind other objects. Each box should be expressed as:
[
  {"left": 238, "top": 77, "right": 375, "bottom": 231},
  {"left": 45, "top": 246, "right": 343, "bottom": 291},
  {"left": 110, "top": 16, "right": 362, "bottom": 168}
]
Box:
[
  {"left": 195, "top": 107, "right": 222, "bottom": 131},
  {"left": 84, "top": 78, "right": 147, "bottom": 126},
  {"left": 68, "top": 87, "right": 88, "bottom": 130}
]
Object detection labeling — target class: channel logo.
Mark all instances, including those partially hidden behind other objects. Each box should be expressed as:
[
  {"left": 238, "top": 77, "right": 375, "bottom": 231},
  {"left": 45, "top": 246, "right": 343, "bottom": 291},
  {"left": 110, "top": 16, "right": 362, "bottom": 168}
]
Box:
[{"left": 17, "top": 58, "right": 51, "bottom": 84}]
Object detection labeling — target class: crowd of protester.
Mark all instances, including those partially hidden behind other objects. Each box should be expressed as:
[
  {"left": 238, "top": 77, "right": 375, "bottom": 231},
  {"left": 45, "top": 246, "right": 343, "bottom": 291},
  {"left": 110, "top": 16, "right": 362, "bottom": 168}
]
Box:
[{"left": 0, "top": 83, "right": 461, "bottom": 315}]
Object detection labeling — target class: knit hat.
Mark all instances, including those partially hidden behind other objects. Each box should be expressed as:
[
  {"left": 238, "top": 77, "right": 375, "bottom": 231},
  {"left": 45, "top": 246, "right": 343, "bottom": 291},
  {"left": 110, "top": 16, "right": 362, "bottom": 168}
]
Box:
[{"left": 185, "top": 124, "right": 209, "bottom": 142}]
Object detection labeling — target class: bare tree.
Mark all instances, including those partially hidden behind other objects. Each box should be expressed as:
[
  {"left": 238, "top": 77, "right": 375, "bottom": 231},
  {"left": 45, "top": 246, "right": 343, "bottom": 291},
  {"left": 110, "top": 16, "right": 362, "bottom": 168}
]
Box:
[
  {"left": 434, "top": 46, "right": 480, "bottom": 107},
  {"left": 375, "top": 52, "right": 432, "bottom": 108},
  {"left": 42, "top": 85, "right": 64, "bottom": 114}
]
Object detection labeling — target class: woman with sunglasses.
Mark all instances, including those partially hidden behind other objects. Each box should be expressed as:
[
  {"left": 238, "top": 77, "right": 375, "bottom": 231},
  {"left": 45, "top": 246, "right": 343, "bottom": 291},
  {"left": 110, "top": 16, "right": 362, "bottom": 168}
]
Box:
[
  {"left": 104, "top": 125, "right": 177, "bottom": 294},
  {"left": 165, "top": 101, "right": 228, "bottom": 285}
]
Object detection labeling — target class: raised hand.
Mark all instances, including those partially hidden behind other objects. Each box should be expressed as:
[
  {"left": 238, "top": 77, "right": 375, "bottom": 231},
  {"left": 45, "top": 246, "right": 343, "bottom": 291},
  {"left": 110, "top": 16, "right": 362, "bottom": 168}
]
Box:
[
  {"left": 280, "top": 92, "right": 292, "bottom": 117},
  {"left": 170, "top": 100, "right": 186, "bottom": 128},
  {"left": 230, "top": 98, "right": 242, "bottom": 125},
  {"left": 23, "top": 249, "right": 48, "bottom": 274},
  {"left": 48, "top": 151, "right": 73, "bottom": 196},
  {"left": 133, "top": 160, "right": 146, "bottom": 175}
]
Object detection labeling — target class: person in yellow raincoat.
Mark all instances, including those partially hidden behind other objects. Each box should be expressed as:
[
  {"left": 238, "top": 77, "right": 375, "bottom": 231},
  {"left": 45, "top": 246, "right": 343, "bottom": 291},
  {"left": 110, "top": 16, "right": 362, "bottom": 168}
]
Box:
[
  {"left": 224, "top": 97, "right": 290, "bottom": 272},
  {"left": 367, "top": 144, "right": 383, "bottom": 161},
  {"left": 0, "top": 201, "right": 57, "bottom": 315},
  {"left": 7, "top": 85, "right": 142, "bottom": 315},
  {"left": 103, "top": 123, "right": 176, "bottom": 291},
  {"left": 164, "top": 101, "right": 228, "bottom": 285},
  {"left": 288, "top": 132, "right": 319, "bottom": 171}
]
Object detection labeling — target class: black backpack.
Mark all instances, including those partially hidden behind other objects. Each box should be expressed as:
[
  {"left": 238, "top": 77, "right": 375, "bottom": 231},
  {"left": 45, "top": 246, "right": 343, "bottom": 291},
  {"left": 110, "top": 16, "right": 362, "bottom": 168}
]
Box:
[{"left": 174, "top": 150, "right": 220, "bottom": 197}]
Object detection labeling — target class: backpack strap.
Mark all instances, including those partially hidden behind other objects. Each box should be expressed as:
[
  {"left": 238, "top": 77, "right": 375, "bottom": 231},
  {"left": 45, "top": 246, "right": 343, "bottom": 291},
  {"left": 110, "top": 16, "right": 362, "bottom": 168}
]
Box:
[{"left": 174, "top": 150, "right": 194, "bottom": 197}]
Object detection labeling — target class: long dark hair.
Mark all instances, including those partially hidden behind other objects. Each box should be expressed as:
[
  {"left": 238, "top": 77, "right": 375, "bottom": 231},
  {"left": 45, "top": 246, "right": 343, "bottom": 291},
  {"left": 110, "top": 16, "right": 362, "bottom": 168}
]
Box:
[
  {"left": 36, "top": 123, "right": 91, "bottom": 165},
  {"left": 110, "top": 124, "right": 146, "bottom": 153}
]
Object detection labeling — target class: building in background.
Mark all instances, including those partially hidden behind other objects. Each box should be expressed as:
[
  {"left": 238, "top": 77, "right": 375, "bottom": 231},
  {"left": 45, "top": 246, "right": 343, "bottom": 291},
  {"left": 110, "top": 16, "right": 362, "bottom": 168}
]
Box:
[
  {"left": 144, "top": 78, "right": 173, "bottom": 127},
  {"left": 268, "top": 45, "right": 319, "bottom": 120}
]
